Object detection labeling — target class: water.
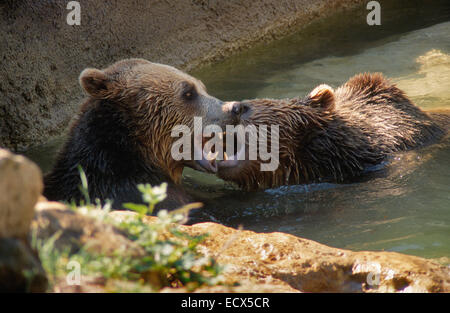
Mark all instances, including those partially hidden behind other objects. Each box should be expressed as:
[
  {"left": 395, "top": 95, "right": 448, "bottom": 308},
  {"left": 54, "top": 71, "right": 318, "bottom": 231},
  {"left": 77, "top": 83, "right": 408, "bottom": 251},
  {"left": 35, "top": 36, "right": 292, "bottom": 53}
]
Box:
[{"left": 23, "top": 1, "right": 450, "bottom": 261}]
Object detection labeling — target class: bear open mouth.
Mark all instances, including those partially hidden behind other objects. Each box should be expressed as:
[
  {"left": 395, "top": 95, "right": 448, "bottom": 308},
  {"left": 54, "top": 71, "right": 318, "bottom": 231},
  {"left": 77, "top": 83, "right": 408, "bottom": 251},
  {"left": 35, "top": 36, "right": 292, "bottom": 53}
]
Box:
[
  {"left": 216, "top": 133, "right": 246, "bottom": 169},
  {"left": 193, "top": 131, "right": 246, "bottom": 173},
  {"left": 192, "top": 133, "right": 221, "bottom": 173}
]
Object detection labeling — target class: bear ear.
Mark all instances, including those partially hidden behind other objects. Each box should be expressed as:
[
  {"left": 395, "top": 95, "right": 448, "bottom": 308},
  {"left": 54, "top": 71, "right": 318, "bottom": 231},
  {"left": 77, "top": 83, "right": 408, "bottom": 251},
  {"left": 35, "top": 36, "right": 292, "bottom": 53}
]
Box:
[
  {"left": 307, "top": 84, "right": 335, "bottom": 111},
  {"left": 79, "top": 68, "right": 111, "bottom": 99}
]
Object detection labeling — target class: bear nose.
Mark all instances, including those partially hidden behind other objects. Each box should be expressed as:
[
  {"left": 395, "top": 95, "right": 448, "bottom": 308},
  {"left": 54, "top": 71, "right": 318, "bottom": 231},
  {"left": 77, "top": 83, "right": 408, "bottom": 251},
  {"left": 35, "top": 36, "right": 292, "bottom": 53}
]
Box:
[
  {"left": 231, "top": 102, "right": 249, "bottom": 117},
  {"left": 222, "top": 101, "right": 249, "bottom": 122}
]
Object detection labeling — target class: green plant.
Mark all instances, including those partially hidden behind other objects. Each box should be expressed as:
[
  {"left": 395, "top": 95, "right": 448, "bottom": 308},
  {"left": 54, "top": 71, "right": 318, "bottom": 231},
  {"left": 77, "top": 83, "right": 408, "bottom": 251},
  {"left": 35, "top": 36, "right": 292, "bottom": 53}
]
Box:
[
  {"left": 123, "top": 183, "right": 167, "bottom": 216},
  {"left": 35, "top": 172, "right": 223, "bottom": 292},
  {"left": 118, "top": 182, "right": 223, "bottom": 289}
]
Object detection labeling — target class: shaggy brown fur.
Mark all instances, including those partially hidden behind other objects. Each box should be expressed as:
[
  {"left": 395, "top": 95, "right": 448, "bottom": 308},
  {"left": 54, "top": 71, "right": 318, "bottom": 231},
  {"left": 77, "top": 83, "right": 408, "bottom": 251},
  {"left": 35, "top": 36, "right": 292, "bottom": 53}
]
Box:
[
  {"left": 217, "top": 73, "right": 447, "bottom": 190},
  {"left": 44, "top": 58, "right": 238, "bottom": 210}
]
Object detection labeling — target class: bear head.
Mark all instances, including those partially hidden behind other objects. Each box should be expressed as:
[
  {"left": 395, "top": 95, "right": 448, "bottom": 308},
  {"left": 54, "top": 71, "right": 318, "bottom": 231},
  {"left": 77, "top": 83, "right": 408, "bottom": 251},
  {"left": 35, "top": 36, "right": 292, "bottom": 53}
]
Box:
[
  {"left": 78, "top": 58, "right": 241, "bottom": 183},
  {"left": 215, "top": 84, "right": 336, "bottom": 189}
]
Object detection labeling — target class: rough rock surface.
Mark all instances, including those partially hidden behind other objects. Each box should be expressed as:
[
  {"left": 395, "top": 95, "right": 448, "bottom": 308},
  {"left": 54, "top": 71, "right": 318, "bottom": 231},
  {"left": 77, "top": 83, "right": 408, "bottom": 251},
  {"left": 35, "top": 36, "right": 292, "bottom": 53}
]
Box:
[
  {"left": 0, "top": 237, "right": 48, "bottom": 292},
  {"left": 0, "top": 148, "right": 47, "bottom": 292},
  {"left": 33, "top": 205, "right": 450, "bottom": 293},
  {"left": 0, "top": 0, "right": 364, "bottom": 150},
  {"left": 32, "top": 200, "right": 144, "bottom": 257},
  {"left": 179, "top": 221, "right": 450, "bottom": 293},
  {"left": 0, "top": 149, "right": 43, "bottom": 238}
]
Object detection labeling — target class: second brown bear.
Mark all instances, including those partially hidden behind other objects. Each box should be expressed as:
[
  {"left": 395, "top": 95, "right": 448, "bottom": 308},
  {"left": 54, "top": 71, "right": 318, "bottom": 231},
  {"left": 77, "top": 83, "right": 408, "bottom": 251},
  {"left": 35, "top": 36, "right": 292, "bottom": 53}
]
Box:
[{"left": 216, "top": 73, "right": 448, "bottom": 190}]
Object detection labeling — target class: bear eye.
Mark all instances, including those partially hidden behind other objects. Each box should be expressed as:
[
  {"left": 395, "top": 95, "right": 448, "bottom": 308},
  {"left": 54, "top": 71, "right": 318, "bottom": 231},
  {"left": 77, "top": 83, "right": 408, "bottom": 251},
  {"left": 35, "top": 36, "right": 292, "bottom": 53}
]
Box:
[{"left": 182, "top": 88, "right": 197, "bottom": 101}]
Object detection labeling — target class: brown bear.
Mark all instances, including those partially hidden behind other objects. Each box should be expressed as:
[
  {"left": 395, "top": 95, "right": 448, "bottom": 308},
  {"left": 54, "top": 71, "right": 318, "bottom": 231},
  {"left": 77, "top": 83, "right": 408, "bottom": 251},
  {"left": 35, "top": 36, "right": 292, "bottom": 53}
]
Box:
[
  {"left": 216, "top": 73, "right": 448, "bottom": 190},
  {"left": 44, "top": 58, "right": 241, "bottom": 210}
]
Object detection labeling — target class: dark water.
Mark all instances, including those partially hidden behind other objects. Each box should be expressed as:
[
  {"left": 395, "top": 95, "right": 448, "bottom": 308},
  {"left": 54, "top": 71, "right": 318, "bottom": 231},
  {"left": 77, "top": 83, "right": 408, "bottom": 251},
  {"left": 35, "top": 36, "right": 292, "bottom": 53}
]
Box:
[{"left": 23, "top": 1, "right": 450, "bottom": 260}]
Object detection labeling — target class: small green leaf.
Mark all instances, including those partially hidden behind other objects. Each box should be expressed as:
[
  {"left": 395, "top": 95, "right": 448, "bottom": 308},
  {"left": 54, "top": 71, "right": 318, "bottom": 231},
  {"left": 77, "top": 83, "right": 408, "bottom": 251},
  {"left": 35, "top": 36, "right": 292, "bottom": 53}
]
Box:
[{"left": 123, "top": 203, "right": 150, "bottom": 215}]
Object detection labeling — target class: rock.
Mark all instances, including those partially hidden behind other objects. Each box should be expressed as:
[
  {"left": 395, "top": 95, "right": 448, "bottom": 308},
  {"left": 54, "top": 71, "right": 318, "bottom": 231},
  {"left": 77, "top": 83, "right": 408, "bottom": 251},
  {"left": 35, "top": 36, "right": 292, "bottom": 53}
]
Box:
[
  {"left": 32, "top": 206, "right": 298, "bottom": 293},
  {"left": 32, "top": 200, "right": 144, "bottom": 257},
  {"left": 179, "top": 222, "right": 450, "bottom": 293},
  {"left": 0, "top": 237, "right": 48, "bottom": 292},
  {"left": 0, "top": 149, "right": 47, "bottom": 292},
  {"left": 107, "top": 212, "right": 450, "bottom": 293},
  {"left": 0, "top": 149, "right": 43, "bottom": 238},
  {"left": 0, "top": 0, "right": 365, "bottom": 151},
  {"left": 32, "top": 207, "right": 450, "bottom": 292}
]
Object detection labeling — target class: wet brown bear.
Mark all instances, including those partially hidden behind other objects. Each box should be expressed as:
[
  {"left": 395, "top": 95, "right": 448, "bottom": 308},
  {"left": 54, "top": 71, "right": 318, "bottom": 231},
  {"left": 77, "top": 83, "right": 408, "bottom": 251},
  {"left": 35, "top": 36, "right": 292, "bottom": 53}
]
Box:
[
  {"left": 216, "top": 73, "right": 448, "bottom": 190},
  {"left": 44, "top": 58, "right": 240, "bottom": 210}
]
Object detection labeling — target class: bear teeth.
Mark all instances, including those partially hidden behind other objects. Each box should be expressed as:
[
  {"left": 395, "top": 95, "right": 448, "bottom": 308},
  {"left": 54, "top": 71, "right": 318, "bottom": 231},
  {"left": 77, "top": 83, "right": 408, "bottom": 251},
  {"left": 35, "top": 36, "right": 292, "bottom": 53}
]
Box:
[{"left": 206, "top": 151, "right": 219, "bottom": 161}]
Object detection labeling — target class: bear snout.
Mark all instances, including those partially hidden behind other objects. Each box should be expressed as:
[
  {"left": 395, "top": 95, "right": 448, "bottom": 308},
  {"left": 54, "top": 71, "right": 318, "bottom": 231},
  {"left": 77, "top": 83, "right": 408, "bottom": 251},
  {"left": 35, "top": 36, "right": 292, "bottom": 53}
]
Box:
[{"left": 222, "top": 101, "right": 249, "bottom": 121}]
